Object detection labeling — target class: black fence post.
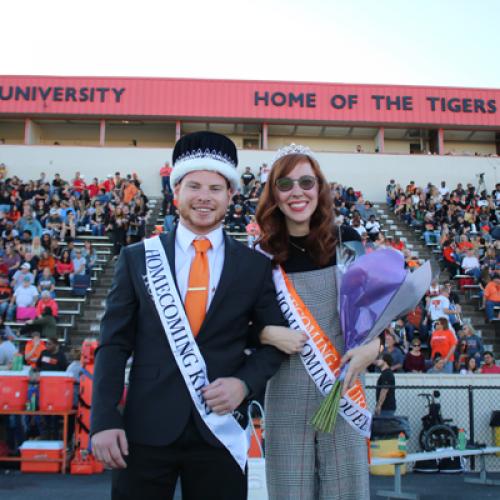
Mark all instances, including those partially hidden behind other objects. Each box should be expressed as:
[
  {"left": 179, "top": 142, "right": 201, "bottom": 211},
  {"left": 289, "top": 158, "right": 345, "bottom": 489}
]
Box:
[{"left": 468, "top": 385, "right": 475, "bottom": 469}]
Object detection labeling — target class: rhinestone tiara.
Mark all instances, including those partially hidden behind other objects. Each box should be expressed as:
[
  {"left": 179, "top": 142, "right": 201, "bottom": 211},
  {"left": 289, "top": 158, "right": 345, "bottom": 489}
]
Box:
[{"left": 272, "top": 143, "right": 316, "bottom": 165}]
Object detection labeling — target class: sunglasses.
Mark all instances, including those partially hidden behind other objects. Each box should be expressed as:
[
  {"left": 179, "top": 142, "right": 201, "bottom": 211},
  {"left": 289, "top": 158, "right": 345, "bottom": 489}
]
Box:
[
  {"left": 275, "top": 175, "right": 317, "bottom": 192},
  {"left": 412, "top": 344, "right": 421, "bottom": 348}
]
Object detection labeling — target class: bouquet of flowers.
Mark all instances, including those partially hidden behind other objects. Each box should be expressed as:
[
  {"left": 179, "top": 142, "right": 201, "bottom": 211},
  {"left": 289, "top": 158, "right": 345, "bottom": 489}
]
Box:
[{"left": 312, "top": 247, "right": 431, "bottom": 433}]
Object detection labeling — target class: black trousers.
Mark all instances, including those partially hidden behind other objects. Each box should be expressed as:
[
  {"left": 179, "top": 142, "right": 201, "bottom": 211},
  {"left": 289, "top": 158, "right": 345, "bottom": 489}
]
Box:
[{"left": 112, "top": 418, "right": 247, "bottom": 500}]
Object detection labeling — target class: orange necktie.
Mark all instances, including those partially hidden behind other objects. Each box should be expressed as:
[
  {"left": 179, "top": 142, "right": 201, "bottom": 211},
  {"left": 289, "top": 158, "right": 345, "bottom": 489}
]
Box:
[{"left": 185, "top": 238, "right": 212, "bottom": 337}]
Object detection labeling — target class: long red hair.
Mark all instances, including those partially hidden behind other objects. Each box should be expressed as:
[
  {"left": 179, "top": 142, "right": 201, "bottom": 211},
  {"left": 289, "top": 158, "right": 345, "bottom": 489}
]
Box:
[{"left": 256, "top": 153, "right": 337, "bottom": 266}]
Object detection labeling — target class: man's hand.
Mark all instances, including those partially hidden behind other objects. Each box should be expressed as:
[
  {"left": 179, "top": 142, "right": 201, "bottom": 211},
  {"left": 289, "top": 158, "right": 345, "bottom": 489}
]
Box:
[
  {"left": 91, "top": 429, "right": 128, "bottom": 469},
  {"left": 202, "top": 377, "right": 248, "bottom": 415}
]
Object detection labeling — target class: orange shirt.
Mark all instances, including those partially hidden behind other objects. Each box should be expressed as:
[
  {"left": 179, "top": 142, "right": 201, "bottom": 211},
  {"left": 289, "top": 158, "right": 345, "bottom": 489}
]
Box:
[
  {"left": 123, "top": 183, "right": 138, "bottom": 204},
  {"left": 458, "top": 241, "right": 474, "bottom": 252},
  {"left": 24, "top": 339, "right": 46, "bottom": 368},
  {"left": 431, "top": 329, "right": 457, "bottom": 361},
  {"left": 38, "top": 256, "right": 56, "bottom": 274},
  {"left": 484, "top": 281, "right": 500, "bottom": 302}
]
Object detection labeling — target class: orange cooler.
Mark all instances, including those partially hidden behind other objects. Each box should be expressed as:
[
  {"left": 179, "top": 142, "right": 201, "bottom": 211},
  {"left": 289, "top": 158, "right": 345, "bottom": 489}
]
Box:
[
  {"left": 0, "top": 370, "right": 29, "bottom": 410},
  {"left": 39, "top": 372, "right": 75, "bottom": 411},
  {"left": 20, "top": 440, "right": 64, "bottom": 473}
]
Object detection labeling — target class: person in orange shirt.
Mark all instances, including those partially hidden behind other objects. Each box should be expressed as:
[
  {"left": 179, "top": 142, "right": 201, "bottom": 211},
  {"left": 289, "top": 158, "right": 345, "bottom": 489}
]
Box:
[
  {"left": 430, "top": 317, "right": 457, "bottom": 373},
  {"left": 38, "top": 251, "right": 56, "bottom": 275},
  {"left": 24, "top": 331, "right": 46, "bottom": 368},
  {"left": 122, "top": 180, "right": 138, "bottom": 205},
  {"left": 484, "top": 274, "right": 500, "bottom": 321}
]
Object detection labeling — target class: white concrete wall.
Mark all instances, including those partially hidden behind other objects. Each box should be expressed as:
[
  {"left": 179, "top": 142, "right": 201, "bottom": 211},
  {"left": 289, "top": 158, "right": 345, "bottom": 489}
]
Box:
[
  {"left": 365, "top": 373, "right": 500, "bottom": 471},
  {"left": 0, "top": 145, "right": 499, "bottom": 201}
]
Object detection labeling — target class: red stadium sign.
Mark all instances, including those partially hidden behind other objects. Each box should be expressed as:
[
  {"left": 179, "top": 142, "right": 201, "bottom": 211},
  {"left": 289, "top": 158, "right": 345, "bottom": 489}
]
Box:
[{"left": 0, "top": 75, "right": 499, "bottom": 127}]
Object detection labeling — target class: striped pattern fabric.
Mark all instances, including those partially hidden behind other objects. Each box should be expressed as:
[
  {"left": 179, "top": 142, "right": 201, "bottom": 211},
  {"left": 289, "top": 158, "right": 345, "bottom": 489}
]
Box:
[{"left": 265, "top": 266, "right": 369, "bottom": 500}]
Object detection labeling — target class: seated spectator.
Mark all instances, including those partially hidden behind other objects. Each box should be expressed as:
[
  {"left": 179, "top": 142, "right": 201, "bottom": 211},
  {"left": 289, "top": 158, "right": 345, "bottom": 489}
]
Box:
[
  {"left": 460, "top": 324, "right": 484, "bottom": 364},
  {"left": 0, "top": 276, "right": 12, "bottom": 317},
  {"left": 40, "top": 233, "right": 52, "bottom": 251},
  {"left": 351, "top": 216, "right": 367, "bottom": 238},
  {"left": 37, "top": 267, "right": 56, "bottom": 298},
  {"left": 0, "top": 255, "right": 9, "bottom": 277},
  {"left": 22, "top": 251, "right": 39, "bottom": 279},
  {"left": 427, "top": 354, "right": 447, "bottom": 374},
  {"left": 454, "top": 338, "right": 469, "bottom": 372},
  {"left": 11, "top": 262, "right": 34, "bottom": 290},
  {"left": 461, "top": 249, "right": 481, "bottom": 280},
  {"left": 50, "top": 238, "right": 62, "bottom": 259},
  {"left": 17, "top": 209, "right": 43, "bottom": 239},
  {"left": 365, "top": 215, "right": 380, "bottom": 240},
  {"left": 459, "top": 356, "right": 478, "bottom": 375},
  {"left": 46, "top": 207, "right": 64, "bottom": 238},
  {"left": 35, "top": 291, "right": 58, "bottom": 318},
  {"left": 245, "top": 215, "right": 260, "bottom": 249},
  {"left": 483, "top": 273, "right": 500, "bottom": 321},
  {"left": 55, "top": 249, "right": 74, "bottom": 286},
  {"left": 0, "top": 328, "right": 18, "bottom": 369},
  {"left": 442, "top": 240, "right": 460, "bottom": 277},
  {"left": 383, "top": 329, "right": 405, "bottom": 372},
  {"left": 430, "top": 317, "right": 457, "bottom": 373},
  {"left": 423, "top": 221, "right": 440, "bottom": 245},
  {"left": 30, "top": 236, "right": 43, "bottom": 258},
  {"left": 82, "top": 241, "right": 97, "bottom": 273},
  {"left": 7, "top": 275, "right": 39, "bottom": 321},
  {"left": 38, "top": 250, "right": 56, "bottom": 275},
  {"left": 60, "top": 210, "right": 77, "bottom": 241},
  {"left": 403, "top": 338, "right": 426, "bottom": 373},
  {"left": 391, "top": 236, "right": 405, "bottom": 252},
  {"left": 71, "top": 248, "right": 87, "bottom": 282},
  {"left": 4, "top": 245, "right": 21, "bottom": 279},
  {"left": 36, "top": 337, "right": 67, "bottom": 373},
  {"left": 226, "top": 204, "right": 247, "bottom": 232},
  {"left": 480, "top": 351, "right": 500, "bottom": 374},
  {"left": 24, "top": 331, "right": 46, "bottom": 368}
]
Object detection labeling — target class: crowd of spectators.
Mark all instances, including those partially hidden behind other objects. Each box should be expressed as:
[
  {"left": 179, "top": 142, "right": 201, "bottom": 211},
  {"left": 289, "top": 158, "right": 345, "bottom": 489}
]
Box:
[
  {"left": 383, "top": 176, "right": 500, "bottom": 373},
  {"left": 0, "top": 169, "right": 149, "bottom": 332}
]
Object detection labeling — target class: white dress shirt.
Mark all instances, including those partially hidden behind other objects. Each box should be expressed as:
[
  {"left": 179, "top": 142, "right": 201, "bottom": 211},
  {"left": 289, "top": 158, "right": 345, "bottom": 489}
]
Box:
[{"left": 175, "top": 222, "right": 225, "bottom": 310}]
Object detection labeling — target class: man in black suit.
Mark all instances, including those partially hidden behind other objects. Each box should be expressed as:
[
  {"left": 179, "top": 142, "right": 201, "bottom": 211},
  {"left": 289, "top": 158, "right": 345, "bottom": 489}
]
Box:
[{"left": 91, "top": 131, "right": 286, "bottom": 500}]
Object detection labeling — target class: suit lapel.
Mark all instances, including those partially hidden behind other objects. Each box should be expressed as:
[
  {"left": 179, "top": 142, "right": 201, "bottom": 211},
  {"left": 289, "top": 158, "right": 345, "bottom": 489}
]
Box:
[
  {"left": 201, "top": 233, "right": 238, "bottom": 331},
  {"left": 160, "top": 230, "right": 180, "bottom": 295}
]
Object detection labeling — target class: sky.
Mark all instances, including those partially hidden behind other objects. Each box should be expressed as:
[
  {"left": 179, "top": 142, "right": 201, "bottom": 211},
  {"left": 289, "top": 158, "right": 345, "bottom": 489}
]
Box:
[{"left": 2, "top": 0, "right": 500, "bottom": 88}]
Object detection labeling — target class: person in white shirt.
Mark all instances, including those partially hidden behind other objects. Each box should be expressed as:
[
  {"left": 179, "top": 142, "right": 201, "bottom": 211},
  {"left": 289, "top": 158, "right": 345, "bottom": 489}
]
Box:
[
  {"left": 461, "top": 249, "right": 481, "bottom": 280},
  {"left": 11, "top": 262, "right": 35, "bottom": 290},
  {"left": 427, "top": 287, "right": 454, "bottom": 323},
  {"left": 6, "top": 277, "right": 39, "bottom": 321},
  {"left": 438, "top": 181, "right": 450, "bottom": 197},
  {"left": 365, "top": 215, "right": 381, "bottom": 239}
]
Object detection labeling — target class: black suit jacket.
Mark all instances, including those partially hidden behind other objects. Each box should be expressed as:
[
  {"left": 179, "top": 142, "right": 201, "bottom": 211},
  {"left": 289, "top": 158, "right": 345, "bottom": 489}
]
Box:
[{"left": 91, "top": 230, "right": 286, "bottom": 447}]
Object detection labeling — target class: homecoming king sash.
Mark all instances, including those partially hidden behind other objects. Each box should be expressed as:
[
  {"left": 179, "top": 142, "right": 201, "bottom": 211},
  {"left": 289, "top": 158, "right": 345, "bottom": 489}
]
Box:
[
  {"left": 271, "top": 264, "right": 371, "bottom": 437},
  {"left": 144, "top": 236, "right": 248, "bottom": 471}
]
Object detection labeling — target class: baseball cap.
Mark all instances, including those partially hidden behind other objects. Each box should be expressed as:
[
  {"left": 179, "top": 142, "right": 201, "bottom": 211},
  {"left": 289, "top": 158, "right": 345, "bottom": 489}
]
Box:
[{"left": 21, "top": 263, "right": 31, "bottom": 270}]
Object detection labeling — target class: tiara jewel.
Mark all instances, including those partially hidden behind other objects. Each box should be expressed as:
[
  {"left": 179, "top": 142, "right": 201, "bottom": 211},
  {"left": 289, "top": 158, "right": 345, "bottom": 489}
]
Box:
[{"left": 272, "top": 143, "right": 316, "bottom": 165}]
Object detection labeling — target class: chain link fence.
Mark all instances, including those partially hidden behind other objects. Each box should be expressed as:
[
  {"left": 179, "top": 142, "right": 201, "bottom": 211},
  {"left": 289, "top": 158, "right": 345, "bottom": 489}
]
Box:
[{"left": 365, "top": 384, "right": 500, "bottom": 471}]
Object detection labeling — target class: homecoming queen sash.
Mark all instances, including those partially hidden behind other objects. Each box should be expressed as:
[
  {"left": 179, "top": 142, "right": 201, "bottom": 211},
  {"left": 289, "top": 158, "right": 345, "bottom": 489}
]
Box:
[
  {"left": 269, "top": 262, "right": 372, "bottom": 438},
  {"left": 144, "top": 236, "right": 248, "bottom": 471}
]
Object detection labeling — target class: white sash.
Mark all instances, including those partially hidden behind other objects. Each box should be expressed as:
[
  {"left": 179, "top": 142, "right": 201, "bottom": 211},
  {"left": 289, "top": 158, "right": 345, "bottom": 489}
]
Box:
[
  {"left": 265, "top": 256, "right": 371, "bottom": 438},
  {"left": 144, "top": 236, "right": 248, "bottom": 470}
]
